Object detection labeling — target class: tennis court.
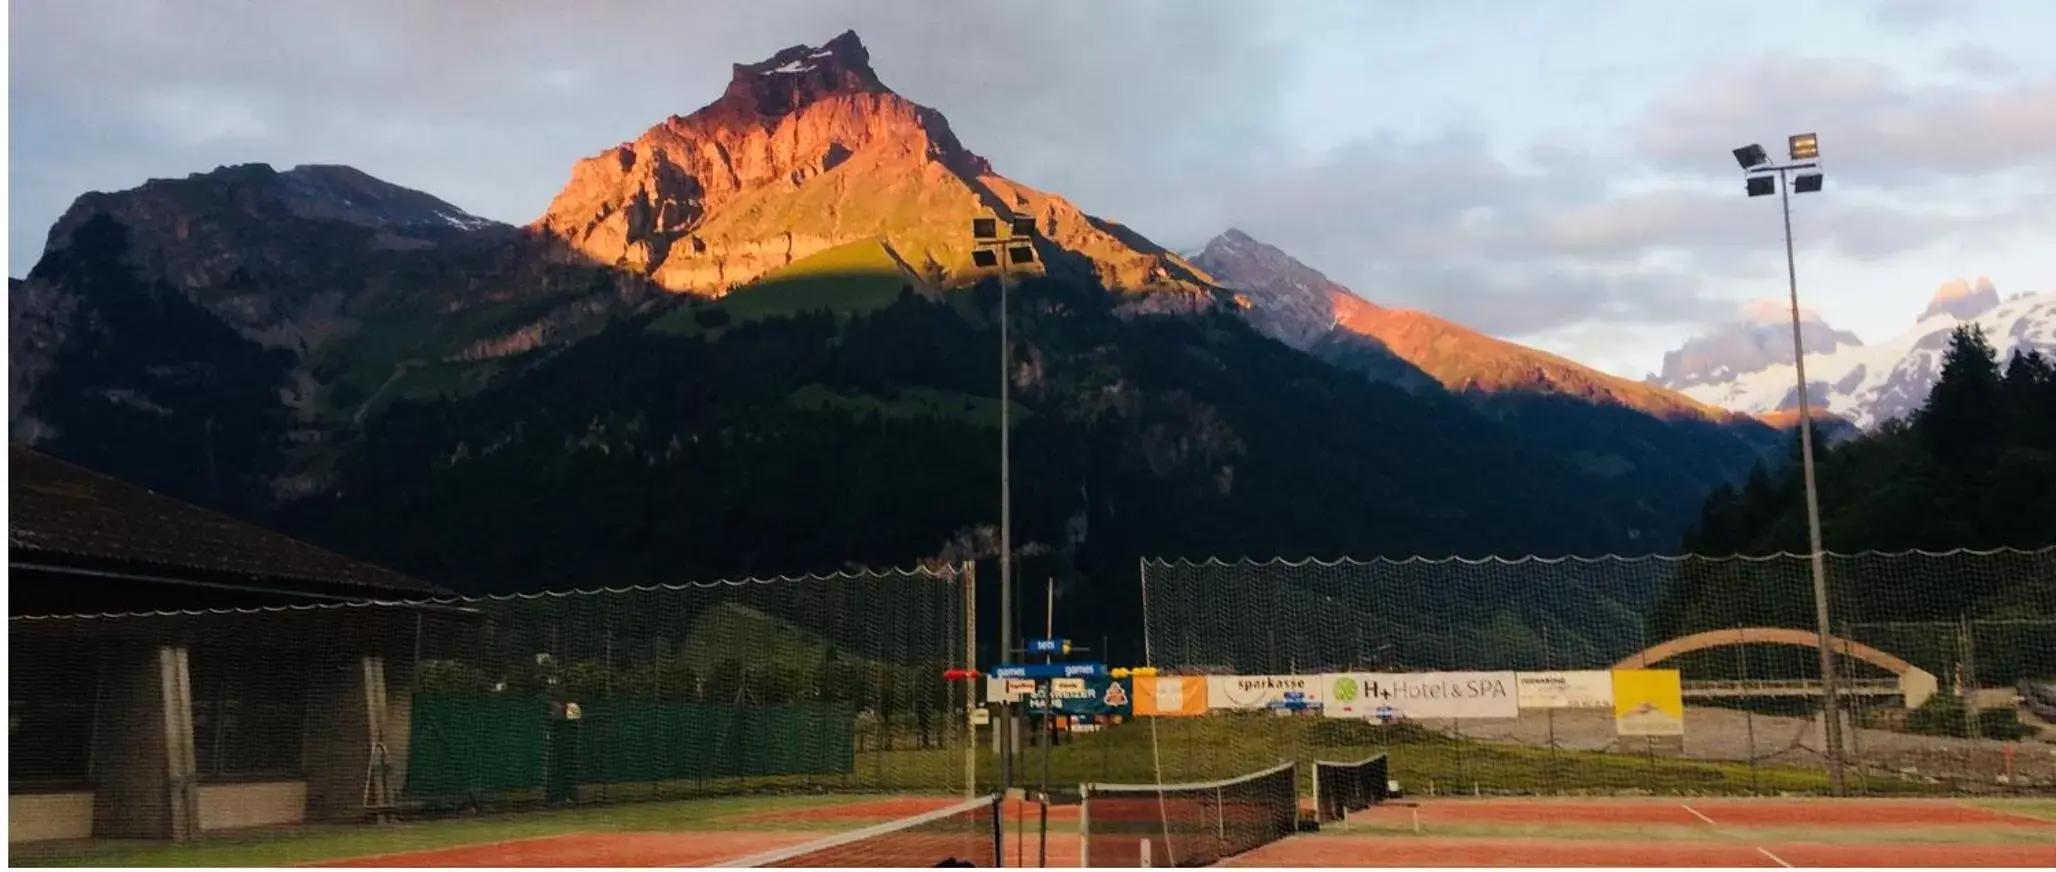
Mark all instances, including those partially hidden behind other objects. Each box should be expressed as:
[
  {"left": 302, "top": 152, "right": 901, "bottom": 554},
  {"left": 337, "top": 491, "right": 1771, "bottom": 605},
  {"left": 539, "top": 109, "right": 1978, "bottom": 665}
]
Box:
[
  {"left": 1220, "top": 795, "right": 2056, "bottom": 868},
  {"left": 21, "top": 763, "right": 2056, "bottom": 867}
]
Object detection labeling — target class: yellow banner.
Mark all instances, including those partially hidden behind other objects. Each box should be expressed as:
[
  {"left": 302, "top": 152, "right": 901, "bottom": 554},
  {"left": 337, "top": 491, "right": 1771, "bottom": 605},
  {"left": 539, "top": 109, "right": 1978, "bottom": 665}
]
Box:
[
  {"left": 1611, "top": 669, "right": 1684, "bottom": 736},
  {"left": 1132, "top": 676, "right": 1209, "bottom": 716}
]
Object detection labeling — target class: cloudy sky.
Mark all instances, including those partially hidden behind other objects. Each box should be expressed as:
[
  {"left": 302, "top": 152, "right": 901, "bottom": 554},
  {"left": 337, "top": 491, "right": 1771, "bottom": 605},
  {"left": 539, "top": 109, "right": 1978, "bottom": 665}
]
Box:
[{"left": 10, "top": 0, "right": 2055, "bottom": 377}]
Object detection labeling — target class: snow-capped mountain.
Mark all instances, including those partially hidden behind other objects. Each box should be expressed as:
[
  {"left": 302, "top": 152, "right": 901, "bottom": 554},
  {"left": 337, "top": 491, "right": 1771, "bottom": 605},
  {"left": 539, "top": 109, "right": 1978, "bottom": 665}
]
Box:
[
  {"left": 1676, "top": 284, "right": 2056, "bottom": 429},
  {"left": 1651, "top": 300, "right": 1863, "bottom": 391}
]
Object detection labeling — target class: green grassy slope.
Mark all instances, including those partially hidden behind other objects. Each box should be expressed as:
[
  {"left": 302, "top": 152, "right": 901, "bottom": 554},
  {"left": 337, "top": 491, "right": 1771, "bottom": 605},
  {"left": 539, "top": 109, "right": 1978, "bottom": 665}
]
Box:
[{"left": 650, "top": 239, "right": 919, "bottom": 337}]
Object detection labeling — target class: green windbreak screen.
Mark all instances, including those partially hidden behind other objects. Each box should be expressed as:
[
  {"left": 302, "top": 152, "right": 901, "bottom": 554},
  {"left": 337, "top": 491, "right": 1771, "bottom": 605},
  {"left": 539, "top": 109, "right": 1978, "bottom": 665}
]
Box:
[
  {"left": 402, "top": 696, "right": 855, "bottom": 801},
  {"left": 403, "top": 696, "right": 550, "bottom": 798}
]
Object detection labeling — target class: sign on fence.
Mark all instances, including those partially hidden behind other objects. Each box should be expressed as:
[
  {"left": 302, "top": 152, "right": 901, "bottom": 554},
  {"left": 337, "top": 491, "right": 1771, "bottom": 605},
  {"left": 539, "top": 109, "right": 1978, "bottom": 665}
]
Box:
[
  {"left": 987, "top": 678, "right": 1039, "bottom": 702},
  {"left": 1611, "top": 669, "right": 1685, "bottom": 736},
  {"left": 1205, "top": 674, "right": 1323, "bottom": 710},
  {"left": 1322, "top": 671, "right": 1519, "bottom": 720},
  {"left": 1515, "top": 671, "right": 1615, "bottom": 709},
  {"left": 1026, "top": 675, "right": 1133, "bottom": 717},
  {"left": 1132, "top": 676, "right": 1210, "bottom": 716},
  {"left": 991, "top": 662, "right": 1106, "bottom": 680}
]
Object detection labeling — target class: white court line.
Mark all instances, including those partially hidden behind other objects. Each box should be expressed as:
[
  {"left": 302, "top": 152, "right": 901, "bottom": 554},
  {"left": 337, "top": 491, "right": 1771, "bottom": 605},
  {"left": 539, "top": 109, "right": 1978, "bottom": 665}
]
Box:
[
  {"left": 1680, "top": 804, "right": 1719, "bottom": 826},
  {"left": 1755, "top": 846, "right": 1794, "bottom": 867}
]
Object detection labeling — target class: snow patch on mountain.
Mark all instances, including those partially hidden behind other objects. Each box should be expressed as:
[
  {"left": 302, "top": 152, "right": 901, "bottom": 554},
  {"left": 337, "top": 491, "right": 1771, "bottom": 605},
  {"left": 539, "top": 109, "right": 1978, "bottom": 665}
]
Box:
[{"left": 1678, "top": 291, "right": 2056, "bottom": 428}]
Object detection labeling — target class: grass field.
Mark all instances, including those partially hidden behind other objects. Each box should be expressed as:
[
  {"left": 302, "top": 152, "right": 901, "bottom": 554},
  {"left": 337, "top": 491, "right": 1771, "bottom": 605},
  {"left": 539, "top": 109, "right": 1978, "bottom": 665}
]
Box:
[
  {"left": 871, "top": 714, "right": 1934, "bottom": 797},
  {"left": 7, "top": 795, "right": 866, "bottom": 868}
]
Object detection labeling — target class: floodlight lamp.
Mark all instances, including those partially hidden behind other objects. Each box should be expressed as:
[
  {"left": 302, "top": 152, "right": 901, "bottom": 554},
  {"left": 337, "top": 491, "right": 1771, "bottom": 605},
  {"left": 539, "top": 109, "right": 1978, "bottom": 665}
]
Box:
[
  {"left": 1007, "top": 245, "right": 1035, "bottom": 265},
  {"left": 971, "top": 249, "right": 999, "bottom": 268},
  {"left": 1733, "top": 144, "right": 1769, "bottom": 170},
  {"left": 1793, "top": 172, "right": 1823, "bottom": 194},
  {"left": 973, "top": 218, "right": 998, "bottom": 239},
  {"left": 1010, "top": 217, "right": 1038, "bottom": 238},
  {"left": 1746, "top": 175, "right": 1776, "bottom": 198},
  {"left": 1789, "top": 132, "right": 1819, "bottom": 161}
]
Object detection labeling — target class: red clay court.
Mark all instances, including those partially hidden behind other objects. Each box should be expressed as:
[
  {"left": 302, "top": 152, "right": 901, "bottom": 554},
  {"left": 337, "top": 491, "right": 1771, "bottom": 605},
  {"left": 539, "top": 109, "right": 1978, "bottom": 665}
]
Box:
[
  {"left": 1224, "top": 797, "right": 2056, "bottom": 869},
  {"left": 290, "top": 794, "right": 2056, "bottom": 867}
]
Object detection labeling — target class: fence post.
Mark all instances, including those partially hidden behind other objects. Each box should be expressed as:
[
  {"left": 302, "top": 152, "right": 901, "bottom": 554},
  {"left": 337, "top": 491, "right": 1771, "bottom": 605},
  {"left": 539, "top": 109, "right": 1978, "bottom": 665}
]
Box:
[
  {"left": 1961, "top": 615, "right": 1982, "bottom": 742},
  {"left": 1838, "top": 619, "right": 1867, "bottom": 796},
  {"left": 964, "top": 561, "right": 978, "bottom": 798},
  {"left": 1735, "top": 624, "right": 1759, "bottom": 795}
]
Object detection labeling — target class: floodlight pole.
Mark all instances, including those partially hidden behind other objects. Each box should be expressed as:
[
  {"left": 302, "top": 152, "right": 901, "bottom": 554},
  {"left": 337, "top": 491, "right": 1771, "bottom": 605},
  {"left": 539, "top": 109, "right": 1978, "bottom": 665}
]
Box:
[
  {"left": 1747, "top": 154, "right": 1845, "bottom": 795},
  {"left": 999, "top": 255, "right": 1015, "bottom": 797},
  {"left": 972, "top": 218, "right": 1035, "bottom": 796}
]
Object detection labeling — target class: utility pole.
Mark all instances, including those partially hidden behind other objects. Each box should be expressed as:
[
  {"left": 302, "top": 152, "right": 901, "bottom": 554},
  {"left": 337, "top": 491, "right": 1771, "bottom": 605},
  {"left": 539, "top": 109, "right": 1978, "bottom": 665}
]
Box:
[{"left": 1735, "top": 133, "right": 1844, "bottom": 794}]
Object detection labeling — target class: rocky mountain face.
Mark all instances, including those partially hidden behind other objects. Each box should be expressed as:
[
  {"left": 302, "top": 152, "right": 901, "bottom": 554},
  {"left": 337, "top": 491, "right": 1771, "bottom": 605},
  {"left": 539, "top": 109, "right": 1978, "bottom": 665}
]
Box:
[
  {"left": 533, "top": 30, "right": 1213, "bottom": 300},
  {"left": 1678, "top": 285, "right": 2056, "bottom": 429},
  {"left": 9, "top": 163, "right": 668, "bottom": 505},
  {"left": 1190, "top": 229, "right": 1788, "bottom": 536},
  {"left": 1651, "top": 299, "right": 1864, "bottom": 392}
]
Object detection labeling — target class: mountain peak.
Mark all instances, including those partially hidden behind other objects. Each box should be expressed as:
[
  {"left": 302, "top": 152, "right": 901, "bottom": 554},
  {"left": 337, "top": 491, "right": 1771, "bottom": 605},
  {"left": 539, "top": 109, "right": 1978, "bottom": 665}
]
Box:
[
  {"left": 1920, "top": 276, "right": 2000, "bottom": 323},
  {"left": 532, "top": 31, "right": 1209, "bottom": 298},
  {"left": 718, "top": 31, "right": 885, "bottom": 117},
  {"left": 39, "top": 162, "right": 500, "bottom": 264}
]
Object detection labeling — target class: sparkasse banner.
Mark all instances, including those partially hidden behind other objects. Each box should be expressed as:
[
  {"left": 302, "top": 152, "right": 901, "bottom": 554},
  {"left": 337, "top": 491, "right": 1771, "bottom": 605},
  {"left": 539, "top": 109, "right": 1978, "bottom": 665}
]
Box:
[
  {"left": 1206, "top": 674, "right": 1323, "bottom": 710},
  {"left": 1515, "top": 671, "right": 1615, "bottom": 709},
  {"left": 1322, "top": 671, "right": 1519, "bottom": 720}
]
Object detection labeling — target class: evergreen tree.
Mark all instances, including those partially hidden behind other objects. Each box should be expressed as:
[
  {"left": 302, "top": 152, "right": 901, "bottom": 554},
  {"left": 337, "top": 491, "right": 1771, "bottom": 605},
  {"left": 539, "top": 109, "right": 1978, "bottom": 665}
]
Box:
[{"left": 1918, "top": 325, "right": 2006, "bottom": 473}]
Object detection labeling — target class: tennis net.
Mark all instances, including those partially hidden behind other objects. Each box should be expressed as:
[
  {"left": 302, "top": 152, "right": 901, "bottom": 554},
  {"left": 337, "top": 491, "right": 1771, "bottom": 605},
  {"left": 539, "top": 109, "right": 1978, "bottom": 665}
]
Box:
[
  {"left": 1079, "top": 761, "right": 1298, "bottom": 867},
  {"left": 729, "top": 794, "right": 1003, "bottom": 867},
  {"left": 1312, "top": 753, "right": 1388, "bottom": 824}
]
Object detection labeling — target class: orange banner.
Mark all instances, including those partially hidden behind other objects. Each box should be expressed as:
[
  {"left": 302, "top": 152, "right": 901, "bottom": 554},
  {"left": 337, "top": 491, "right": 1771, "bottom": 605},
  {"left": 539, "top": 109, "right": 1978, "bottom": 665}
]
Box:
[{"left": 1132, "top": 676, "right": 1209, "bottom": 716}]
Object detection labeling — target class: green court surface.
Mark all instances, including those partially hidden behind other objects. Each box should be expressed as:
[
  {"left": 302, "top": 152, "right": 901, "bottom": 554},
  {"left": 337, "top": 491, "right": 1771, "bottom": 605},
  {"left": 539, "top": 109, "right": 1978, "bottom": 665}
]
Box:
[{"left": 7, "top": 794, "right": 870, "bottom": 868}]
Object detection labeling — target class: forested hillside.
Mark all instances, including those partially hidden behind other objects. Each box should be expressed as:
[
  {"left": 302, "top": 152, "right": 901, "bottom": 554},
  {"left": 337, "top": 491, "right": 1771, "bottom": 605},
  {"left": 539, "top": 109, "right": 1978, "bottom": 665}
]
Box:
[{"left": 1653, "top": 326, "right": 2056, "bottom": 647}]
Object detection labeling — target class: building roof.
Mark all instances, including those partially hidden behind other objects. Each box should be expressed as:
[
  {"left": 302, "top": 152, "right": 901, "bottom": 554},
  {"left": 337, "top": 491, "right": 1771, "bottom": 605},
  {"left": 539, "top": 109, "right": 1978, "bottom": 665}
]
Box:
[{"left": 9, "top": 446, "right": 442, "bottom": 599}]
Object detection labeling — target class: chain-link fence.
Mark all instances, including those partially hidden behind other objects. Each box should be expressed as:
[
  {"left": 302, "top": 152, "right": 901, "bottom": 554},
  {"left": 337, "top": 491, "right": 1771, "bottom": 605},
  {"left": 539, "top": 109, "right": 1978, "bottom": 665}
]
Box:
[
  {"left": 1134, "top": 548, "right": 2056, "bottom": 797},
  {"left": 8, "top": 566, "right": 976, "bottom": 838}
]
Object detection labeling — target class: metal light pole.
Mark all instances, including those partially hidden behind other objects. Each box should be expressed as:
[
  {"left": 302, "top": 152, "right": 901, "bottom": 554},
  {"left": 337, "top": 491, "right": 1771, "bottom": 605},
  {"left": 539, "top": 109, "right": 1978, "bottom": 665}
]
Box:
[
  {"left": 972, "top": 215, "right": 1038, "bottom": 794},
  {"left": 1735, "top": 133, "right": 1844, "bottom": 794}
]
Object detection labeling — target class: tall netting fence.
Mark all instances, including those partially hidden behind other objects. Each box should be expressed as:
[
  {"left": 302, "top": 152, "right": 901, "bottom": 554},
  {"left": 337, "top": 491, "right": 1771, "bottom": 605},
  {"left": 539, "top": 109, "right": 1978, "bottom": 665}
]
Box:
[
  {"left": 8, "top": 566, "right": 975, "bottom": 827},
  {"left": 1135, "top": 548, "right": 2056, "bottom": 798}
]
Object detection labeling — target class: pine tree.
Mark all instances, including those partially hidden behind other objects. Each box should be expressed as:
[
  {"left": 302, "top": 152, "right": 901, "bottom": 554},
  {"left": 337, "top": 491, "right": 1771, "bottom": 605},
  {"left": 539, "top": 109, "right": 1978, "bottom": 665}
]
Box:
[{"left": 1918, "top": 325, "right": 2006, "bottom": 473}]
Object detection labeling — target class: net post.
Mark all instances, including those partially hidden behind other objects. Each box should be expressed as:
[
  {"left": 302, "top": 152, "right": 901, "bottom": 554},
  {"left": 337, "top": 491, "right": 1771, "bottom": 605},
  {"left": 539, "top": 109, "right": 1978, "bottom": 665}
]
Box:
[
  {"left": 1200, "top": 781, "right": 1217, "bottom": 843},
  {"left": 1077, "top": 784, "right": 1090, "bottom": 868},
  {"left": 989, "top": 791, "right": 1005, "bottom": 868},
  {"left": 1139, "top": 837, "right": 1152, "bottom": 868}
]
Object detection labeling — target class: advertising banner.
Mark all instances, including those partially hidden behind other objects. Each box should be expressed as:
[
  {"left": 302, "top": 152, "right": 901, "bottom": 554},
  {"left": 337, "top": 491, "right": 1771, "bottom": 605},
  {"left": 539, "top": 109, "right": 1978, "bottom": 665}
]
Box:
[
  {"left": 1206, "top": 674, "right": 1324, "bottom": 711},
  {"left": 1515, "top": 671, "right": 1616, "bottom": 709},
  {"left": 1025, "top": 675, "right": 1133, "bottom": 717},
  {"left": 1132, "top": 676, "right": 1209, "bottom": 716},
  {"left": 1611, "top": 669, "right": 1685, "bottom": 736},
  {"left": 1322, "top": 672, "right": 1519, "bottom": 720}
]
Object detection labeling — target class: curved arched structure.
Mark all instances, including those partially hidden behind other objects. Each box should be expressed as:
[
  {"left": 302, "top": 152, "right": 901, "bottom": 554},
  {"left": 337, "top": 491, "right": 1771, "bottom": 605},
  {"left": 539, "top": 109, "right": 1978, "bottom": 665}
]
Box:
[{"left": 1611, "top": 627, "right": 1937, "bottom": 708}]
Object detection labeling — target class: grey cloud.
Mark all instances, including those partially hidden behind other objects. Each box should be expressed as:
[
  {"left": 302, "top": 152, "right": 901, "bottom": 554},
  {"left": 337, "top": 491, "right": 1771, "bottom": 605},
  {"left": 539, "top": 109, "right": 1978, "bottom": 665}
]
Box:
[
  {"left": 1633, "top": 53, "right": 2056, "bottom": 186},
  {"left": 1940, "top": 44, "right": 2019, "bottom": 79},
  {"left": 1173, "top": 134, "right": 1732, "bottom": 336}
]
